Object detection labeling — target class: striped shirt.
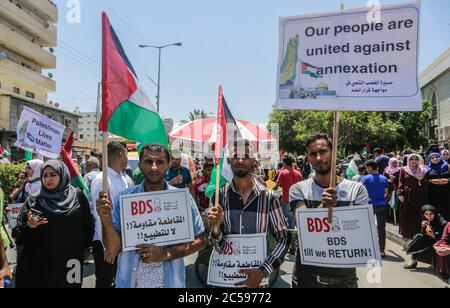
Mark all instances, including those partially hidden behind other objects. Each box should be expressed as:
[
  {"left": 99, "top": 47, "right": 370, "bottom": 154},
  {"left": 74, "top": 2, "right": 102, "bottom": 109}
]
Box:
[{"left": 209, "top": 179, "right": 289, "bottom": 277}]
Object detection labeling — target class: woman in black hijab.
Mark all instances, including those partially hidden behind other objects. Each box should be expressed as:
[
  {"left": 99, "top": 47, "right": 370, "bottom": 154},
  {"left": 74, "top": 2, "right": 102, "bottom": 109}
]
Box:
[
  {"left": 404, "top": 205, "right": 448, "bottom": 270},
  {"left": 14, "top": 160, "right": 94, "bottom": 288}
]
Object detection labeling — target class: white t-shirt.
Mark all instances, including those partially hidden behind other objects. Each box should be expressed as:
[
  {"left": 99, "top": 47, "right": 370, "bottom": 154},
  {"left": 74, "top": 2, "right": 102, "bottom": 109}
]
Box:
[{"left": 90, "top": 167, "right": 134, "bottom": 243}]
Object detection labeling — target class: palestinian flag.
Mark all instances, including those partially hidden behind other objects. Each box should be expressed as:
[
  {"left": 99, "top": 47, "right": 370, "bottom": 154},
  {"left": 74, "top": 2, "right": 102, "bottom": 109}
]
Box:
[
  {"left": 99, "top": 12, "right": 167, "bottom": 147},
  {"left": 301, "top": 61, "right": 323, "bottom": 79},
  {"left": 61, "top": 131, "right": 90, "bottom": 198},
  {"left": 205, "top": 86, "right": 240, "bottom": 199}
]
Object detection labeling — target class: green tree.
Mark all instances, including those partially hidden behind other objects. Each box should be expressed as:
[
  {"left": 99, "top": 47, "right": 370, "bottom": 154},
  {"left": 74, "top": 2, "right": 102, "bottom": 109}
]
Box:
[
  {"left": 268, "top": 101, "right": 432, "bottom": 156},
  {"left": 189, "top": 109, "right": 210, "bottom": 121}
]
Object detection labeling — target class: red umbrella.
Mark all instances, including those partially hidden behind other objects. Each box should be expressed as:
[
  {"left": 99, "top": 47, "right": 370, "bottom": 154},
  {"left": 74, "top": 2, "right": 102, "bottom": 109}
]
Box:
[{"left": 169, "top": 118, "right": 275, "bottom": 144}]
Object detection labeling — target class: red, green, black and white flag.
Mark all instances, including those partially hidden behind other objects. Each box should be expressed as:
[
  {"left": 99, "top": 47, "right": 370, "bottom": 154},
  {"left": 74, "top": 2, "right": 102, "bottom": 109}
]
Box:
[
  {"left": 99, "top": 12, "right": 168, "bottom": 147},
  {"left": 301, "top": 61, "right": 323, "bottom": 79},
  {"left": 61, "top": 131, "right": 90, "bottom": 198},
  {"left": 205, "top": 86, "right": 240, "bottom": 198}
]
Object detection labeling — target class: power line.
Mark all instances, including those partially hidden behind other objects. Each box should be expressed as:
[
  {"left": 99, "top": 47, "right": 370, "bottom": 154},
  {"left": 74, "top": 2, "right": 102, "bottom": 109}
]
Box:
[
  {"left": 54, "top": 52, "right": 100, "bottom": 77},
  {"left": 103, "top": 2, "right": 148, "bottom": 42},
  {"left": 55, "top": 49, "right": 100, "bottom": 73},
  {"left": 57, "top": 40, "right": 101, "bottom": 67}
]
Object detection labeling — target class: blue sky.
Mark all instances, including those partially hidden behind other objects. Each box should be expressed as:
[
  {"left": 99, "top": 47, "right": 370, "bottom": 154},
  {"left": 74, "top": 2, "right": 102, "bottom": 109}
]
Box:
[{"left": 49, "top": 0, "right": 450, "bottom": 124}]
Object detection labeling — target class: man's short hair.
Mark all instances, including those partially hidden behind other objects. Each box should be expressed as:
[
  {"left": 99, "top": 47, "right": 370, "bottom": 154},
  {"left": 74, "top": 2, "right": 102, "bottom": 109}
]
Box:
[
  {"left": 108, "top": 141, "right": 126, "bottom": 159},
  {"left": 374, "top": 148, "right": 382, "bottom": 155},
  {"left": 139, "top": 144, "right": 171, "bottom": 164},
  {"left": 282, "top": 155, "right": 294, "bottom": 167},
  {"left": 306, "top": 133, "right": 333, "bottom": 151},
  {"left": 87, "top": 157, "right": 100, "bottom": 168},
  {"left": 365, "top": 160, "right": 378, "bottom": 170},
  {"left": 203, "top": 161, "right": 214, "bottom": 169},
  {"left": 358, "top": 165, "right": 366, "bottom": 172}
]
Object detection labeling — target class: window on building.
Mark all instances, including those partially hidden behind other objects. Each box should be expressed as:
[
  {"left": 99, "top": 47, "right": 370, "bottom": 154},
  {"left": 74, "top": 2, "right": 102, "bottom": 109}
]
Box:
[
  {"left": 430, "top": 126, "right": 437, "bottom": 141},
  {"left": 79, "top": 128, "right": 83, "bottom": 131},
  {"left": 431, "top": 91, "right": 438, "bottom": 119},
  {"left": 25, "top": 91, "right": 35, "bottom": 99},
  {"left": 86, "top": 128, "right": 90, "bottom": 131},
  {"left": 80, "top": 134, "right": 84, "bottom": 140},
  {"left": 13, "top": 87, "right": 20, "bottom": 95}
]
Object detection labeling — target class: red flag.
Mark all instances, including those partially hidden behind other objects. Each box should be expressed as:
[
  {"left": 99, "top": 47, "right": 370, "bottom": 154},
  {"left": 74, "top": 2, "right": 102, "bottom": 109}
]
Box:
[
  {"left": 61, "top": 132, "right": 90, "bottom": 197},
  {"left": 99, "top": 12, "right": 138, "bottom": 132},
  {"left": 215, "top": 86, "right": 226, "bottom": 164}
]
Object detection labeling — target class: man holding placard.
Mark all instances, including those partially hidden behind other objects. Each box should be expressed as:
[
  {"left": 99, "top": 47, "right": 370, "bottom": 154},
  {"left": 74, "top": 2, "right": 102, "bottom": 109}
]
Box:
[
  {"left": 290, "top": 134, "right": 370, "bottom": 288},
  {"left": 96, "top": 144, "right": 205, "bottom": 288},
  {"left": 208, "top": 139, "right": 289, "bottom": 288}
]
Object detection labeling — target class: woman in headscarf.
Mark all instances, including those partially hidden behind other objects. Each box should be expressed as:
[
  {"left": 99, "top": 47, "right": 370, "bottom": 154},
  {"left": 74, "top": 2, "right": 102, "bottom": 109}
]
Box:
[
  {"left": 441, "top": 149, "right": 450, "bottom": 164},
  {"left": 404, "top": 205, "right": 447, "bottom": 270},
  {"left": 384, "top": 158, "right": 401, "bottom": 223},
  {"left": 434, "top": 222, "right": 450, "bottom": 284},
  {"left": 14, "top": 160, "right": 94, "bottom": 288},
  {"left": 398, "top": 154, "right": 427, "bottom": 239},
  {"left": 24, "top": 159, "right": 44, "bottom": 198},
  {"left": 425, "top": 152, "right": 450, "bottom": 221}
]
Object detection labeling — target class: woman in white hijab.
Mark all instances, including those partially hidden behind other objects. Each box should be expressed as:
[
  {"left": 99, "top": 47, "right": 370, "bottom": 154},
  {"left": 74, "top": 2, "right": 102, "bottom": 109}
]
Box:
[{"left": 24, "top": 159, "right": 44, "bottom": 197}]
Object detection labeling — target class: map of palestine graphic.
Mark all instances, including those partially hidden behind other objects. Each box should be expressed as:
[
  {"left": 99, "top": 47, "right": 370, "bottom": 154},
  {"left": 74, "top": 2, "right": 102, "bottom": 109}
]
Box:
[{"left": 280, "top": 35, "right": 298, "bottom": 86}]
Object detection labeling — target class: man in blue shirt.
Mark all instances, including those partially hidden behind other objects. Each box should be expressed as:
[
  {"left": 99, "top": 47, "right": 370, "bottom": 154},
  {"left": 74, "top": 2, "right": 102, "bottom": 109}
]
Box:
[
  {"left": 374, "top": 148, "right": 390, "bottom": 175},
  {"left": 361, "top": 160, "right": 389, "bottom": 258},
  {"left": 96, "top": 144, "right": 205, "bottom": 288},
  {"left": 165, "top": 150, "right": 196, "bottom": 200}
]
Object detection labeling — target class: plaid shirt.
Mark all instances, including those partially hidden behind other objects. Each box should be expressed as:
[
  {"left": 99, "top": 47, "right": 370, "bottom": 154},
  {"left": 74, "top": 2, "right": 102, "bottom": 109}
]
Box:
[{"left": 209, "top": 179, "right": 289, "bottom": 277}]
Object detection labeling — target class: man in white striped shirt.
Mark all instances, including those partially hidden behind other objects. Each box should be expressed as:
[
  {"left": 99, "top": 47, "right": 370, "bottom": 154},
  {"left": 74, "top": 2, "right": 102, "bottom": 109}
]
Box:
[{"left": 208, "top": 140, "right": 289, "bottom": 288}]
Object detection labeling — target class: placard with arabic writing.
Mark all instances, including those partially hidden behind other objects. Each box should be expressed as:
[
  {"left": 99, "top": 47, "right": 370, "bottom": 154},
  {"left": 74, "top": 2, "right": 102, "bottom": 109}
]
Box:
[
  {"left": 207, "top": 234, "right": 268, "bottom": 288},
  {"left": 120, "top": 189, "right": 195, "bottom": 251}
]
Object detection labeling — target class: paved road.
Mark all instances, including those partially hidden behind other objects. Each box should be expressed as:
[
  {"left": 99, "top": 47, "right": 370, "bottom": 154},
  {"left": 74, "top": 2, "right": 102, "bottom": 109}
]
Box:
[{"left": 6, "top": 239, "right": 447, "bottom": 288}]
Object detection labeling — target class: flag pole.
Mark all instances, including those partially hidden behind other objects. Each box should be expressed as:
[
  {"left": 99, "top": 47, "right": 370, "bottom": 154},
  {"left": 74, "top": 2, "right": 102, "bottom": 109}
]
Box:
[
  {"left": 214, "top": 85, "right": 223, "bottom": 207},
  {"left": 101, "top": 131, "right": 109, "bottom": 194},
  {"left": 328, "top": 4, "right": 345, "bottom": 223},
  {"left": 214, "top": 164, "right": 221, "bottom": 206},
  {"left": 328, "top": 111, "right": 340, "bottom": 223}
]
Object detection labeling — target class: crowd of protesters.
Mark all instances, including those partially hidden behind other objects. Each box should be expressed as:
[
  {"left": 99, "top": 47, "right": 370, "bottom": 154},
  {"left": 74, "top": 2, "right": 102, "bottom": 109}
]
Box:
[{"left": 0, "top": 138, "right": 449, "bottom": 288}]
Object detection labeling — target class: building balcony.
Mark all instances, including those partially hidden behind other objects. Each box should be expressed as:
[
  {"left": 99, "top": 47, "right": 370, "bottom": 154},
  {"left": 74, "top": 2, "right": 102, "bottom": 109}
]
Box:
[
  {"left": 18, "top": 0, "right": 58, "bottom": 23},
  {"left": 0, "top": 22, "right": 56, "bottom": 68},
  {"left": 0, "top": 0, "right": 57, "bottom": 46},
  {"left": 0, "top": 58, "right": 55, "bottom": 92}
]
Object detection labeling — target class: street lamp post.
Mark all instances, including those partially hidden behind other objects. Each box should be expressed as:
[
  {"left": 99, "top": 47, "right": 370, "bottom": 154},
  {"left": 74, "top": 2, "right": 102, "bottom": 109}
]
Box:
[{"left": 139, "top": 43, "right": 182, "bottom": 114}]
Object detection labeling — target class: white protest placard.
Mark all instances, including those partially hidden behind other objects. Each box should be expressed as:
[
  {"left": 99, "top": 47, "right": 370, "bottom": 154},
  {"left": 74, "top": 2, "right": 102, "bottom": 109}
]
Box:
[
  {"left": 120, "top": 189, "right": 195, "bottom": 252},
  {"left": 207, "top": 234, "right": 268, "bottom": 288},
  {"left": 277, "top": 2, "right": 421, "bottom": 111},
  {"left": 14, "top": 107, "right": 65, "bottom": 159},
  {"left": 5, "top": 203, "right": 24, "bottom": 229},
  {"left": 296, "top": 205, "right": 381, "bottom": 268}
]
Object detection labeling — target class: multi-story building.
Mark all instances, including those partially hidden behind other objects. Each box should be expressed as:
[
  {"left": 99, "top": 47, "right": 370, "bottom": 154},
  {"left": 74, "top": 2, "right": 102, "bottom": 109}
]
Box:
[
  {"left": 421, "top": 47, "right": 450, "bottom": 144},
  {"left": 78, "top": 112, "right": 100, "bottom": 142},
  {"left": 0, "top": 0, "right": 81, "bottom": 158}
]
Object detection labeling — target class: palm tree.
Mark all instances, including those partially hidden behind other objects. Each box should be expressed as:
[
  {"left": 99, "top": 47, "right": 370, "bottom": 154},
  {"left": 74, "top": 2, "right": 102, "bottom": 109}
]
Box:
[{"left": 189, "top": 109, "right": 210, "bottom": 121}]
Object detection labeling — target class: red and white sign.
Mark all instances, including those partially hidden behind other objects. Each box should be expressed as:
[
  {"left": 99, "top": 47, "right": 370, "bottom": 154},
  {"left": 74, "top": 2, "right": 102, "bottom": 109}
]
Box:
[
  {"left": 120, "top": 189, "right": 194, "bottom": 251},
  {"left": 296, "top": 205, "right": 381, "bottom": 268},
  {"left": 6, "top": 203, "right": 24, "bottom": 229},
  {"left": 207, "top": 234, "right": 268, "bottom": 288}
]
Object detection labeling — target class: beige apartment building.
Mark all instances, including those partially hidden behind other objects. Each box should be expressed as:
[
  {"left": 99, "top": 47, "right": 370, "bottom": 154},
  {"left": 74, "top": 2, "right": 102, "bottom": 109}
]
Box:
[{"left": 0, "top": 0, "right": 80, "bottom": 159}]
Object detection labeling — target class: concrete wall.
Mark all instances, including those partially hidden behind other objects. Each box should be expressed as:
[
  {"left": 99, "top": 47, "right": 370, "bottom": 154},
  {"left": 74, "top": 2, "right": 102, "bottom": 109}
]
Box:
[{"left": 422, "top": 69, "right": 450, "bottom": 136}]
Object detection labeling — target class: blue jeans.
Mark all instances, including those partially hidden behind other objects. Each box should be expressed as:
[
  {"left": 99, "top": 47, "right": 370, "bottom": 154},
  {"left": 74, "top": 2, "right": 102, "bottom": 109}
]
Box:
[{"left": 282, "top": 203, "right": 295, "bottom": 251}]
